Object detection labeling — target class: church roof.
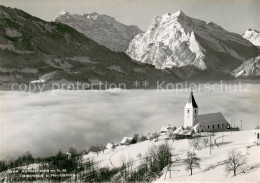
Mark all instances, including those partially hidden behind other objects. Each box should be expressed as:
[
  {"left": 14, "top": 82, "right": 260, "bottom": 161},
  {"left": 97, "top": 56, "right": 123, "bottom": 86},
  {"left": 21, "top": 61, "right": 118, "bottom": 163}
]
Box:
[
  {"left": 187, "top": 91, "right": 198, "bottom": 108},
  {"left": 196, "top": 112, "right": 229, "bottom": 126}
]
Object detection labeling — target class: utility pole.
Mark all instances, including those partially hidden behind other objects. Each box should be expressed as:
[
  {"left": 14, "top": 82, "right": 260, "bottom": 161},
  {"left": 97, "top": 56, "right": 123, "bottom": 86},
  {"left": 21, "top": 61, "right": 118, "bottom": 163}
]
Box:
[
  {"left": 209, "top": 134, "right": 212, "bottom": 155},
  {"left": 222, "top": 131, "right": 223, "bottom": 144},
  {"left": 231, "top": 119, "right": 233, "bottom": 134}
]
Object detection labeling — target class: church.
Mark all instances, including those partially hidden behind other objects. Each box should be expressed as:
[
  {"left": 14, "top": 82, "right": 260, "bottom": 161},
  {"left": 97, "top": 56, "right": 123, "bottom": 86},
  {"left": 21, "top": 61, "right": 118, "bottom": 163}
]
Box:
[{"left": 184, "top": 91, "right": 230, "bottom": 133}]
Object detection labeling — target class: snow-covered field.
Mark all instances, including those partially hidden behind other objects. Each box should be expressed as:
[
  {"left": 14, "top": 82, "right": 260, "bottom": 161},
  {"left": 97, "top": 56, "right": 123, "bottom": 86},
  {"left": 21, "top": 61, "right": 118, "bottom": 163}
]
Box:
[{"left": 84, "top": 130, "right": 260, "bottom": 182}]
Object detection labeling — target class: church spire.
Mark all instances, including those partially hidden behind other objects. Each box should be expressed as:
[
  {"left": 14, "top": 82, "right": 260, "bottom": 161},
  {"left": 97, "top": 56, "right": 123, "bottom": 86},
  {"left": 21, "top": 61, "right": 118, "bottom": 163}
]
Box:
[{"left": 187, "top": 89, "right": 198, "bottom": 108}]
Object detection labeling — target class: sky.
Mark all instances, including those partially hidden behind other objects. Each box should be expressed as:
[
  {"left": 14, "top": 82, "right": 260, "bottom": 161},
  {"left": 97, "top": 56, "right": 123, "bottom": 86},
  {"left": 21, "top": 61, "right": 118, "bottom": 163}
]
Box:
[
  {"left": 0, "top": 0, "right": 259, "bottom": 33},
  {"left": 0, "top": 84, "right": 260, "bottom": 160}
]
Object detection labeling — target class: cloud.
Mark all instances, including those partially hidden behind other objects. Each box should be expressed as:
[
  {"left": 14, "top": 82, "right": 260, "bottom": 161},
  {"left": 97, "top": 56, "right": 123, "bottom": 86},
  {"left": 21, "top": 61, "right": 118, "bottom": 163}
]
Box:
[{"left": 0, "top": 85, "right": 259, "bottom": 160}]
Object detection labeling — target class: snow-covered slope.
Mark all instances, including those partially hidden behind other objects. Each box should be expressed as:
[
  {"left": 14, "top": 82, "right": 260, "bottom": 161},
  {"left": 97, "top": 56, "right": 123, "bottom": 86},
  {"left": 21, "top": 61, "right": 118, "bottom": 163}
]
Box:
[
  {"left": 242, "top": 29, "right": 260, "bottom": 46},
  {"left": 126, "top": 11, "right": 259, "bottom": 73},
  {"left": 55, "top": 11, "right": 142, "bottom": 52},
  {"left": 1, "top": 130, "right": 259, "bottom": 182},
  {"left": 232, "top": 56, "right": 260, "bottom": 77},
  {"left": 83, "top": 130, "right": 260, "bottom": 182}
]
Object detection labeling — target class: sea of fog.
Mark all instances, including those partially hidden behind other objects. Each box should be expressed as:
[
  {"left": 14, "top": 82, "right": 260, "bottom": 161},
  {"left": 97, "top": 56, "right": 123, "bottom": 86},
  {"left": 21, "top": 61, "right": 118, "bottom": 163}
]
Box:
[{"left": 0, "top": 83, "right": 259, "bottom": 160}]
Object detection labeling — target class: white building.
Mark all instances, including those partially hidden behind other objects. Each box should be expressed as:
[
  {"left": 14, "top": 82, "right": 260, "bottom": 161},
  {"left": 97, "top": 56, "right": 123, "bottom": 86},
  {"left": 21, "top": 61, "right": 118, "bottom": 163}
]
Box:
[
  {"left": 106, "top": 142, "right": 117, "bottom": 149},
  {"left": 184, "top": 91, "right": 230, "bottom": 132},
  {"left": 120, "top": 137, "right": 133, "bottom": 145},
  {"left": 161, "top": 124, "right": 176, "bottom": 133}
]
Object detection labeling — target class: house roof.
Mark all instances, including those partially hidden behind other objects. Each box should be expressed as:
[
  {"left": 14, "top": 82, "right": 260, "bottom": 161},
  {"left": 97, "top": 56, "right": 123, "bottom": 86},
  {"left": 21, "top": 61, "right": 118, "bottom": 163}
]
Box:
[
  {"left": 106, "top": 143, "right": 114, "bottom": 149},
  {"left": 161, "top": 124, "right": 174, "bottom": 132},
  {"left": 196, "top": 112, "right": 229, "bottom": 126},
  {"left": 187, "top": 91, "right": 198, "bottom": 108},
  {"left": 173, "top": 127, "right": 183, "bottom": 134},
  {"left": 120, "top": 137, "right": 133, "bottom": 144}
]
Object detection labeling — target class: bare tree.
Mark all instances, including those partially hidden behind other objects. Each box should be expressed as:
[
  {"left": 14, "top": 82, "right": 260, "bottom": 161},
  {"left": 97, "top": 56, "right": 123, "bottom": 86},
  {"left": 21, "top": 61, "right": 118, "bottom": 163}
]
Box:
[
  {"left": 68, "top": 147, "right": 78, "bottom": 156},
  {"left": 112, "top": 144, "right": 116, "bottom": 152},
  {"left": 225, "top": 150, "right": 246, "bottom": 176},
  {"left": 89, "top": 145, "right": 102, "bottom": 156},
  {"left": 137, "top": 153, "right": 142, "bottom": 162},
  {"left": 133, "top": 133, "right": 139, "bottom": 142},
  {"left": 184, "top": 152, "right": 200, "bottom": 176},
  {"left": 189, "top": 138, "right": 201, "bottom": 151},
  {"left": 148, "top": 143, "right": 173, "bottom": 171},
  {"left": 152, "top": 132, "right": 160, "bottom": 141},
  {"left": 140, "top": 135, "right": 148, "bottom": 142},
  {"left": 120, "top": 155, "right": 127, "bottom": 180},
  {"left": 126, "top": 157, "right": 134, "bottom": 173},
  {"left": 120, "top": 155, "right": 126, "bottom": 169},
  {"left": 202, "top": 137, "right": 209, "bottom": 148},
  {"left": 99, "top": 145, "right": 106, "bottom": 154},
  {"left": 169, "top": 132, "right": 175, "bottom": 141}
]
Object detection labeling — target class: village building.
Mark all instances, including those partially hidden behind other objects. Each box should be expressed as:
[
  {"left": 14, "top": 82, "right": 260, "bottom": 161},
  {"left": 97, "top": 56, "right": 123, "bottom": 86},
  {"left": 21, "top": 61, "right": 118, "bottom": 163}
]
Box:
[
  {"left": 160, "top": 124, "right": 176, "bottom": 133},
  {"left": 120, "top": 137, "right": 133, "bottom": 145},
  {"left": 105, "top": 142, "right": 118, "bottom": 149},
  {"left": 184, "top": 91, "right": 230, "bottom": 133}
]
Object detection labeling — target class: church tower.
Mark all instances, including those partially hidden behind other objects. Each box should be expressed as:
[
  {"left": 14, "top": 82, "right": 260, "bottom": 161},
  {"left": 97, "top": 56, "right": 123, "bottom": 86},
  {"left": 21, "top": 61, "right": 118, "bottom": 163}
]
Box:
[{"left": 184, "top": 90, "right": 199, "bottom": 128}]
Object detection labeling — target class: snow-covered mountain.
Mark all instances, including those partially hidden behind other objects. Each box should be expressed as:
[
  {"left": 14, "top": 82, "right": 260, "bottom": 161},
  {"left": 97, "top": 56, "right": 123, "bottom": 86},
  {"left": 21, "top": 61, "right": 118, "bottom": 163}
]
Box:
[
  {"left": 0, "top": 6, "right": 180, "bottom": 88},
  {"left": 55, "top": 11, "right": 142, "bottom": 52},
  {"left": 232, "top": 56, "right": 260, "bottom": 77},
  {"left": 126, "top": 11, "right": 259, "bottom": 76},
  {"left": 242, "top": 29, "right": 260, "bottom": 46}
]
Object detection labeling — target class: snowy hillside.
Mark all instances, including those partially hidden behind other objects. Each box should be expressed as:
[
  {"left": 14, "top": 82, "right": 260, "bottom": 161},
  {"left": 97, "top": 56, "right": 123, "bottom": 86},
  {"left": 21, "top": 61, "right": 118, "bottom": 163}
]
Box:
[
  {"left": 55, "top": 11, "right": 142, "bottom": 52},
  {"left": 126, "top": 11, "right": 259, "bottom": 76},
  {"left": 243, "top": 29, "right": 260, "bottom": 46},
  {"left": 1, "top": 130, "right": 259, "bottom": 182},
  {"left": 83, "top": 130, "right": 260, "bottom": 182},
  {"left": 232, "top": 56, "right": 260, "bottom": 78}
]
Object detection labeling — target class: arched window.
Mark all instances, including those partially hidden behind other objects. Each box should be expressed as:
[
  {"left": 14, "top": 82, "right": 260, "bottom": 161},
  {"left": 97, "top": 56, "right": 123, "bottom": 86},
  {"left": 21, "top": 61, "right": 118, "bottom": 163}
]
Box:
[{"left": 187, "top": 109, "right": 189, "bottom": 114}]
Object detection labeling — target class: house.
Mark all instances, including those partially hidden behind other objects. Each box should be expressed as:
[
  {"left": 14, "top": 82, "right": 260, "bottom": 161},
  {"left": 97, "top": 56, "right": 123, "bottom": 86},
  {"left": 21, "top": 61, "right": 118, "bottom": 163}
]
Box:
[
  {"left": 184, "top": 90, "right": 230, "bottom": 133},
  {"left": 120, "top": 137, "right": 133, "bottom": 145},
  {"left": 106, "top": 143, "right": 117, "bottom": 149},
  {"left": 161, "top": 124, "right": 176, "bottom": 133},
  {"left": 65, "top": 152, "right": 71, "bottom": 159}
]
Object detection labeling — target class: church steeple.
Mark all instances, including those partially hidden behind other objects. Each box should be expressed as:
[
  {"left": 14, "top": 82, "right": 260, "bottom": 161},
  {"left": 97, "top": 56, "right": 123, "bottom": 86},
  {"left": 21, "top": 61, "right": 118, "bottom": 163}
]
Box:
[
  {"left": 187, "top": 90, "right": 198, "bottom": 108},
  {"left": 184, "top": 89, "right": 199, "bottom": 128}
]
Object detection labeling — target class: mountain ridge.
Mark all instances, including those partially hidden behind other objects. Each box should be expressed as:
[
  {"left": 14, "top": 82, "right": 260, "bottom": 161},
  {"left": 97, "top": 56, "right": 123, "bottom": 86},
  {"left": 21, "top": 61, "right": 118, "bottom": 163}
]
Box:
[
  {"left": 0, "top": 5, "right": 181, "bottom": 89},
  {"left": 126, "top": 11, "right": 259, "bottom": 79},
  {"left": 55, "top": 11, "right": 142, "bottom": 52},
  {"left": 232, "top": 56, "right": 260, "bottom": 78}
]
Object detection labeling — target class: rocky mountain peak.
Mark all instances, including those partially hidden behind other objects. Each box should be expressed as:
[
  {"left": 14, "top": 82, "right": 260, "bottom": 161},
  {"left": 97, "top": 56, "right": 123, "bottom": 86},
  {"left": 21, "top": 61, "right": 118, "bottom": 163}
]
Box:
[
  {"left": 232, "top": 56, "right": 260, "bottom": 77},
  {"left": 0, "top": 5, "right": 180, "bottom": 87},
  {"left": 126, "top": 10, "right": 259, "bottom": 79},
  {"left": 55, "top": 11, "right": 142, "bottom": 52},
  {"left": 242, "top": 29, "right": 260, "bottom": 46}
]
